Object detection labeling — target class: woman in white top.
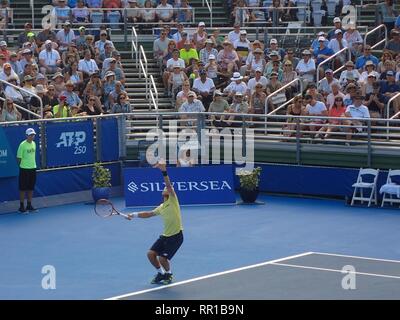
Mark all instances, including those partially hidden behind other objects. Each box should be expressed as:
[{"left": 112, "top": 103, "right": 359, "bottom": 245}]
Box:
[
  {"left": 175, "top": 81, "right": 192, "bottom": 110},
  {"left": 343, "top": 23, "right": 363, "bottom": 56},
  {"left": 1, "top": 98, "right": 22, "bottom": 122},
  {"left": 192, "top": 22, "right": 208, "bottom": 51},
  {"left": 168, "top": 65, "right": 188, "bottom": 97},
  {"left": 141, "top": 0, "right": 156, "bottom": 23}
]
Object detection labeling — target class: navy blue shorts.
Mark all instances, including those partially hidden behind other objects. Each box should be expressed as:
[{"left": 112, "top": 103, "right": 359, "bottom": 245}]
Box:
[
  {"left": 150, "top": 230, "right": 184, "bottom": 260},
  {"left": 19, "top": 168, "right": 36, "bottom": 191}
]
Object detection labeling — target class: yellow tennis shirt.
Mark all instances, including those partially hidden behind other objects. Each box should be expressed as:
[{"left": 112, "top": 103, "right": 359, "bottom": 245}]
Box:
[
  {"left": 17, "top": 140, "right": 36, "bottom": 169},
  {"left": 153, "top": 193, "right": 183, "bottom": 237}
]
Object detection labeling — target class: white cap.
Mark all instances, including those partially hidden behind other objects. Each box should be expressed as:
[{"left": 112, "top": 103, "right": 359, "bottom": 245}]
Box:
[
  {"left": 240, "top": 30, "right": 247, "bottom": 35},
  {"left": 26, "top": 128, "right": 36, "bottom": 136},
  {"left": 270, "top": 38, "right": 277, "bottom": 44},
  {"left": 208, "top": 54, "right": 216, "bottom": 60},
  {"left": 333, "top": 17, "right": 341, "bottom": 23},
  {"left": 198, "top": 21, "right": 205, "bottom": 27},
  {"left": 45, "top": 39, "right": 52, "bottom": 45},
  {"left": 0, "top": 41, "right": 7, "bottom": 47},
  {"left": 335, "top": 29, "right": 343, "bottom": 35},
  {"left": 318, "top": 36, "right": 326, "bottom": 41},
  {"left": 317, "top": 31, "right": 325, "bottom": 36}
]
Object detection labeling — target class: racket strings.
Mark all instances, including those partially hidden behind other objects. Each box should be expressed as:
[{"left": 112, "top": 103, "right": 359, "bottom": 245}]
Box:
[{"left": 95, "top": 200, "right": 113, "bottom": 218}]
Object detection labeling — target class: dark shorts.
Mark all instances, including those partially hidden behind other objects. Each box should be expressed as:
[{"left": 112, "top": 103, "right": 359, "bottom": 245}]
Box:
[
  {"left": 19, "top": 168, "right": 37, "bottom": 191},
  {"left": 150, "top": 230, "right": 184, "bottom": 260}
]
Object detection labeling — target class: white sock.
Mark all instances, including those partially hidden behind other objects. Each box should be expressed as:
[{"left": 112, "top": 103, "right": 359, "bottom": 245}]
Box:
[
  {"left": 165, "top": 267, "right": 171, "bottom": 274},
  {"left": 157, "top": 267, "right": 165, "bottom": 274}
]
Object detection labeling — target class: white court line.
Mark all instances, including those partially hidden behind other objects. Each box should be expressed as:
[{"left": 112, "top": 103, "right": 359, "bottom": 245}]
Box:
[
  {"left": 105, "top": 251, "right": 314, "bottom": 300},
  {"left": 271, "top": 262, "right": 400, "bottom": 280},
  {"left": 311, "top": 252, "right": 400, "bottom": 264}
]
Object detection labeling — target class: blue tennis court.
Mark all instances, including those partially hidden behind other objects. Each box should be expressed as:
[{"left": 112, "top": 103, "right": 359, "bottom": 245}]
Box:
[{"left": 1, "top": 193, "right": 399, "bottom": 300}]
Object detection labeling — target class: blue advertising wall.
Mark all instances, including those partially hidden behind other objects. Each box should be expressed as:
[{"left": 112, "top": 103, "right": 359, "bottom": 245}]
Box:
[
  {"left": 100, "top": 118, "right": 119, "bottom": 162},
  {"left": 124, "top": 165, "right": 236, "bottom": 206},
  {"left": 46, "top": 120, "right": 95, "bottom": 167},
  {"left": 0, "top": 163, "right": 120, "bottom": 202}
]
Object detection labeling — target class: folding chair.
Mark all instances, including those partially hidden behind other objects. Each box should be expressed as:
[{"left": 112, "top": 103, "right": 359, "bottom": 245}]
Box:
[
  {"left": 380, "top": 169, "right": 400, "bottom": 208},
  {"left": 351, "top": 168, "right": 380, "bottom": 207}
]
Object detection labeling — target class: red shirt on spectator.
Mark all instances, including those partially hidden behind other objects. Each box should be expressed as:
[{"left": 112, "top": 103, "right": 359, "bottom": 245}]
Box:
[{"left": 103, "top": 0, "right": 121, "bottom": 9}]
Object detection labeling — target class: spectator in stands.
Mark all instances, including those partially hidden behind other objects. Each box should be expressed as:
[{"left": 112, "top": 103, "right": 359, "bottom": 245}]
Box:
[
  {"left": 355, "top": 45, "right": 379, "bottom": 72},
  {"left": 318, "top": 69, "right": 339, "bottom": 97},
  {"left": 53, "top": 95, "right": 72, "bottom": 118},
  {"left": 56, "top": 21, "right": 76, "bottom": 52},
  {"left": 245, "top": 48, "right": 265, "bottom": 77},
  {"left": 162, "top": 40, "right": 177, "bottom": 68},
  {"left": 168, "top": 65, "right": 188, "bottom": 98},
  {"left": 0, "top": 63, "right": 18, "bottom": 83},
  {"left": 248, "top": 82, "right": 266, "bottom": 117},
  {"left": 140, "top": 0, "right": 156, "bottom": 25},
  {"left": 192, "top": 69, "right": 215, "bottom": 110},
  {"left": 21, "top": 75, "right": 36, "bottom": 97},
  {"left": 172, "top": 23, "right": 185, "bottom": 44},
  {"left": 264, "top": 51, "right": 281, "bottom": 78},
  {"left": 305, "top": 82, "right": 323, "bottom": 102},
  {"left": 283, "top": 95, "right": 305, "bottom": 138},
  {"left": 210, "top": 29, "right": 225, "bottom": 51},
  {"left": 361, "top": 72, "right": 378, "bottom": 97},
  {"left": 83, "top": 34, "right": 96, "bottom": 56},
  {"left": 225, "top": 92, "right": 248, "bottom": 127},
  {"left": 266, "top": 72, "right": 284, "bottom": 111},
  {"left": 36, "top": 73, "right": 48, "bottom": 89},
  {"left": 326, "top": 82, "right": 345, "bottom": 109},
  {"left": 328, "top": 29, "right": 348, "bottom": 69},
  {"left": 283, "top": 48, "right": 299, "bottom": 70},
  {"left": 78, "top": 49, "right": 99, "bottom": 78},
  {"left": 1, "top": 98, "right": 22, "bottom": 122},
  {"left": 343, "top": 23, "right": 363, "bottom": 57},
  {"left": 154, "top": 29, "right": 171, "bottom": 66},
  {"left": 314, "top": 36, "right": 334, "bottom": 79},
  {"left": 64, "top": 61, "right": 84, "bottom": 90},
  {"left": 223, "top": 72, "right": 248, "bottom": 100},
  {"left": 37, "top": 26, "right": 58, "bottom": 49},
  {"left": 192, "top": 22, "right": 208, "bottom": 52},
  {"left": 377, "top": 50, "right": 394, "bottom": 74},
  {"left": 316, "top": 96, "right": 346, "bottom": 140},
  {"left": 339, "top": 61, "right": 361, "bottom": 88},
  {"left": 80, "top": 95, "right": 103, "bottom": 115},
  {"left": 209, "top": 90, "right": 230, "bottom": 126},
  {"left": 327, "top": 17, "right": 344, "bottom": 41},
  {"left": 126, "top": 0, "right": 141, "bottom": 24},
  {"left": 179, "top": 40, "right": 198, "bottom": 67},
  {"left": 343, "top": 94, "right": 370, "bottom": 144},
  {"left": 72, "top": 0, "right": 90, "bottom": 23},
  {"left": 303, "top": 94, "right": 328, "bottom": 137},
  {"left": 380, "top": 70, "right": 400, "bottom": 115},
  {"left": 234, "top": 30, "right": 251, "bottom": 66},
  {"left": 52, "top": 72, "right": 66, "bottom": 96},
  {"left": 111, "top": 92, "right": 131, "bottom": 114},
  {"left": 108, "top": 80, "right": 127, "bottom": 106},
  {"left": 176, "top": 0, "right": 193, "bottom": 24},
  {"left": 364, "top": 82, "right": 385, "bottom": 119},
  {"left": 228, "top": 23, "right": 241, "bottom": 45},
  {"left": 9, "top": 52, "right": 22, "bottom": 75},
  {"left": 175, "top": 81, "right": 192, "bottom": 110},
  {"left": 62, "top": 80, "right": 83, "bottom": 110},
  {"left": 86, "top": 0, "right": 103, "bottom": 8},
  {"left": 62, "top": 43, "right": 80, "bottom": 67},
  {"left": 103, "top": 71, "right": 117, "bottom": 110},
  {"left": 53, "top": 0, "right": 72, "bottom": 27},
  {"left": 38, "top": 40, "right": 62, "bottom": 75},
  {"left": 179, "top": 91, "right": 205, "bottom": 126},
  {"left": 99, "top": 42, "right": 115, "bottom": 66},
  {"left": 295, "top": 49, "right": 316, "bottom": 85},
  {"left": 264, "top": 38, "right": 285, "bottom": 61},
  {"left": 247, "top": 67, "right": 268, "bottom": 95},
  {"left": 0, "top": 0, "right": 11, "bottom": 30},
  {"left": 268, "top": 0, "right": 284, "bottom": 26},
  {"left": 385, "top": 29, "right": 400, "bottom": 56},
  {"left": 310, "top": 31, "right": 329, "bottom": 55},
  {"left": 379, "top": 59, "right": 396, "bottom": 80},
  {"left": 232, "top": 0, "right": 250, "bottom": 25},
  {"left": 163, "top": 49, "right": 185, "bottom": 90},
  {"left": 156, "top": 0, "right": 174, "bottom": 23},
  {"left": 359, "top": 60, "right": 379, "bottom": 84},
  {"left": 343, "top": 83, "right": 358, "bottom": 107},
  {"left": 95, "top": 30, "right": 114, "bottom": 57},
  {"left": 0, "top": 41, "right": 10, "bottom": 61},
  {"left": 29, "top": 85, "right": 50, "bottom": 117},
  {"left": 378, "top": 0, "right": 397, "bottom": 33},
  {"left": 200, "top": 39, "right": 218, "bottom": 66},
  {"left": 281, "top": 60, "right": 297, "bottom": 98},
  {"left": 19, "top": 49, "right": 37, "bottom": 74},
  {"left": 83, "top": 72, "right": 103, "bottom": 100},
  {"left": 18, "top": 23, "right": 33, "bottom": 48},
  {"left": 75, "top": 27, "right": 87, "bottom": 48}
]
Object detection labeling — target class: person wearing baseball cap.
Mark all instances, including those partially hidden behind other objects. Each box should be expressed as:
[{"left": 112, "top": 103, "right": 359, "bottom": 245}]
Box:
[
  {"left": 17, "top": 128, "right": 38, "bottom": 213},
  {"left": 199, "top": 38, "right": 218, "bottom": 66},
  {"left": 17, "top": 22, "right": 33, "bottom": 48},
  {"left": 327, "top": 17, "right": 344, "bottom": 40}
]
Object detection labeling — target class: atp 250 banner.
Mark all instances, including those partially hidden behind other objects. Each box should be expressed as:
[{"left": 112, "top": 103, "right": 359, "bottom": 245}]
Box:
[
  {"left": 45, "top": 121, "right": 94, "bottom": 167},
  {"left": 124, "top": 165, "right": 236, "bottom": 207}
]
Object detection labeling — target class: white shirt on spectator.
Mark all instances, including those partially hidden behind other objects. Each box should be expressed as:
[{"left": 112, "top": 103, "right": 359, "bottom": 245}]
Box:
[
  {"left": 78, "top": 58, "right": 99, "bottom": 74},
  {"left": 306, "top": 101, "right": 327, "bottom": 115},
  {"left": 247, "top": 76, "right": 268, "bottom": 93},
  {"left": 179, "top": 99, "right": 206, "bottom": 112},
  {"left": 156, "top": 3, "right": 173, "bottom": 20},
  {"left": 223, "top": 81, "right": 248, "bottom": 95},
  {"left": 346, "top": 104, "right": 370, "bottom": 119},
  {"left": 328, "top": 38, "right": 348, "bottom": 53},
  {"left": 39, "top": 49, "right": 61, "bottom": 66},
  {"left": 56, "top": 29, "right": 76, "bottom": 49},
  {"left": 5, "top": 86, "right": 24, "bottom": 102},
  {"left": 296, "top": 58, "right": 316, "bottom": 82},
  {"left": 192, "top": 77, "right": 215, "bottom": 93},
  {"left": 227, "top": 30, "right": 240, "bottom": 44},
  {"left": 166, "top": 57, "right": 185, "bottom": 70}
]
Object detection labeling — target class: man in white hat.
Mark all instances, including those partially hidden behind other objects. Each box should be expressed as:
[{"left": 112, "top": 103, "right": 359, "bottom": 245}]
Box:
[
  {"left": 295, "top": 49, "right": 316, "bottom": 84},
  {"left": 247, "top": 67, "right": 268, "bottom": 95},
  {"left": 223, "top": 72, "right": 248, "bottom": 100},
  {"left": 56, "top": 21, "right": 76, "bottom": 52},
  {"left": 225, "top": 92, "right": 249, "bottom": 126},
  {"left": 327, "top": 17, "right": 345, "bottom": 40},
  {"left": 328, "top": 29, "right": 348, "bottom": 69},
  {"left": 179, "top": 91, "right": 205, "bottom": 126},
  {"left": 17, "top": 128, "right": 38, "bottom": 213},
  {"left": 38, "top": 39, "right": 62, "bottom": 75},
  {"left": 234, "top": 30, "right": 251, "bottom": 64}
]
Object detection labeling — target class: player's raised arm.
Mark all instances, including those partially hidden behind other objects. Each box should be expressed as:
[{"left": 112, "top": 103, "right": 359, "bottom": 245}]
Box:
[{"left": 153, "top": 160, "right": 176, "bottom": 197}]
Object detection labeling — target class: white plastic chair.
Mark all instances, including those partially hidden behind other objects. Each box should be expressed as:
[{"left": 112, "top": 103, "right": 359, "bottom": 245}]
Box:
[
  {"left": 380, "top": 169, "right": 400, "bottom": 208},
  {"left": 351, "top": 168, "right": 380, "bottom": 207}
]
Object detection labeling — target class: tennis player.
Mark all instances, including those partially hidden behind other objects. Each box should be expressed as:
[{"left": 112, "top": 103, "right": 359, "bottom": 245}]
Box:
[{"left": 127, "top": 160, "right": 184, "bottom": 285}]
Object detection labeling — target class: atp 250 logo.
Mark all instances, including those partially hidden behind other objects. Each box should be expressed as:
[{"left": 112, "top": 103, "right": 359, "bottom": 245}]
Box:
[{"left": 56, "top": 131, "right": 87, "bottom": 155}]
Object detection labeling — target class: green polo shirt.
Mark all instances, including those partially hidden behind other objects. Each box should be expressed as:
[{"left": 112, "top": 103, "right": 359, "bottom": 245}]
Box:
[
  {"left": 153, "top": 192, "right": 183, "bottom": 237},
  {"left": 17, "top": 140, "right": 36, "bottom": 169}
]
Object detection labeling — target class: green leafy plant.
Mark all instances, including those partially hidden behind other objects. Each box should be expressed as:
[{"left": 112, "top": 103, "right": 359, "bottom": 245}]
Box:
[
  {"left": 92, "top": 163, "right": 111, "bottom": 188},
  {"left": 237, "top": 167, "right": 262, "bottom": 191}
]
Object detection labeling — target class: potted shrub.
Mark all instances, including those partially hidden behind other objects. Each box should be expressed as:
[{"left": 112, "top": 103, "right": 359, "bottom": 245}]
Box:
[
  {"left": 92, "top": 162, "right": 111, "bottom": 202},
  {"left": 237, "top": 167, "right": 262, "bottom": 203}
]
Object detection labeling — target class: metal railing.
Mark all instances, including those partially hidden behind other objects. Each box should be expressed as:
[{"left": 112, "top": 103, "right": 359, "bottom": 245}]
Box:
[
  {"left": 364, "top": 24, "right": 387, "bottom": 50},
  {"left": 385, "top": 91, "right": 400, "bottom": 138},
  {"left": 131, "top": 26, "right": 138, "bottom": 68},
  {"left": 316, "top": 47, "right": 352, "bottom": 84},
  {"left": 202, "top": 0, "right": 213, "bottom": 27},
  {"left": 0, "top": 79, "right": 43, "bottom": 119},
  {"left": 266, "top": 78, "right": 303, "bottom": 115},
  {"left": 137, "top": 45, "right": 158, "bottom": 111},
  {"left": 149, "top": 74, "right": 159, "bottom": 112}
]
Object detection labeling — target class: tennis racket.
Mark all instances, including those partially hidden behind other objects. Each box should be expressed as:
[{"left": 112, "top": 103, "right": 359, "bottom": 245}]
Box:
[{"left": 95, "top": 199, "right": 129, "bottom": 219}]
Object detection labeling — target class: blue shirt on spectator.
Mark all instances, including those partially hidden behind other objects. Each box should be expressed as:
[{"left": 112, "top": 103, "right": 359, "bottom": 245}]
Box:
[
  {"left": 379, "top": 80, "right": 400, "bottom": 100},
  {"left": 396, "top": 15, "right": 400, "bottom": 28},
  {"left": 355, "top": 54, "right": 379, "bottom": 70},
  {"left": 311, "top": 39, "right": 329, "bottom": 53},
  {"left": 314, "top": 46, "right": 334, "bottom": 65},
  {"left": 86, "top": 0, "right": 102, "bottom": 8},
  {"left": 68, "top": 0, "right": 78, "bottom": 8}
]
